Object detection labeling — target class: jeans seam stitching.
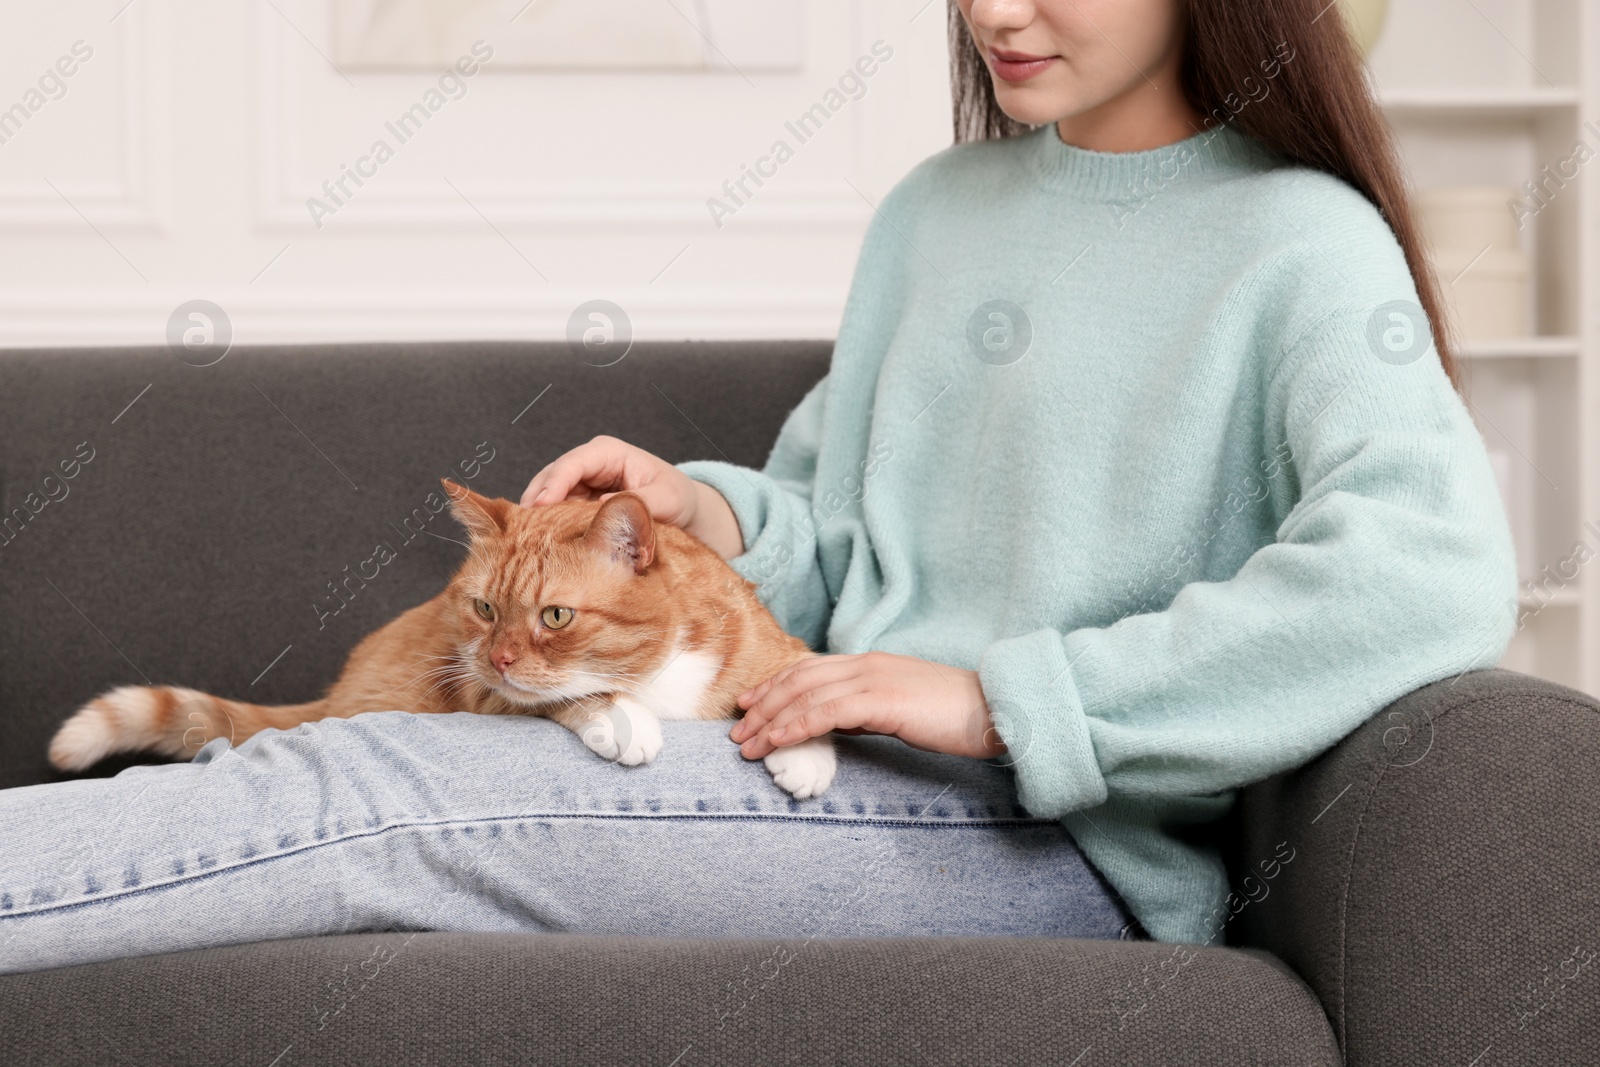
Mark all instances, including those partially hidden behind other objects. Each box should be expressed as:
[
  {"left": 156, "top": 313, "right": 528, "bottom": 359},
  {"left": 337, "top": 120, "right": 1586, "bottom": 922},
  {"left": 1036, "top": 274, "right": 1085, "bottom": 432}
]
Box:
[{"left": 0, "top": 811, "right": 1057, "bottom": 921}]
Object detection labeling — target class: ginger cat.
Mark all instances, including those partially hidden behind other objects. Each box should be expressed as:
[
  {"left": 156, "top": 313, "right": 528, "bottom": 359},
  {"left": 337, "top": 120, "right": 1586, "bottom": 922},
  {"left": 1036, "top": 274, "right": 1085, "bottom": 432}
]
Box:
[{"left": 48, "top": 481, "right": 837, "bottom": 798}]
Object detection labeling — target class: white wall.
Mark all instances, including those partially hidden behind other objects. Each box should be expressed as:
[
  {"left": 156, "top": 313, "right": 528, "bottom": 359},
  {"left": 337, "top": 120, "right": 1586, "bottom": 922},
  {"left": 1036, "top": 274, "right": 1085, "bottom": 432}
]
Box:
[{"left": 0, "top": 1, "right": 953, "bottom": 347}]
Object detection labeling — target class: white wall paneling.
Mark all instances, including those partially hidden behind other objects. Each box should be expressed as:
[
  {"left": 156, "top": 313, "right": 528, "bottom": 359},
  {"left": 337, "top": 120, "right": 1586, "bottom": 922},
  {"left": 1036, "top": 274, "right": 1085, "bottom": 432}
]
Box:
[
  {"left": 0, "top": 6, "right": 157, "bottom": 232},
  {"left": 0, "top": 0, "right": 953, "bottom": 345}
]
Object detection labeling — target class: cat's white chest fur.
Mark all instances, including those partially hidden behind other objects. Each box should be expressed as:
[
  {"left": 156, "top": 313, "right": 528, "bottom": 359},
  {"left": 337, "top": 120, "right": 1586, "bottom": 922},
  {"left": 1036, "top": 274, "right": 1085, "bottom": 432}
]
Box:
[{"left": 630, "top": 643, "right": 721, "bottom": 721}]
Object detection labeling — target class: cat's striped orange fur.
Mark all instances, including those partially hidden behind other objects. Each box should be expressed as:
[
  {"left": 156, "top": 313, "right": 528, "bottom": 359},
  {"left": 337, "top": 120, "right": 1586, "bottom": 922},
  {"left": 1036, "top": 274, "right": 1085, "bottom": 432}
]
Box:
[{"left": 49, "top": 481, "right": 837, "bottom": 797}]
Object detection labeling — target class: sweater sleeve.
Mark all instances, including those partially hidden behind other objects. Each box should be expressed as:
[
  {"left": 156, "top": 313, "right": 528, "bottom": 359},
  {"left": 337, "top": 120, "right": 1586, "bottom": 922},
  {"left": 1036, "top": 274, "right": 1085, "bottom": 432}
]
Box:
[
  {"left": 977, "top": 307, "right": 1520, "bottom": 819},
  {"left": 675, "top": 372, "right": 834, "bottom": 650}
]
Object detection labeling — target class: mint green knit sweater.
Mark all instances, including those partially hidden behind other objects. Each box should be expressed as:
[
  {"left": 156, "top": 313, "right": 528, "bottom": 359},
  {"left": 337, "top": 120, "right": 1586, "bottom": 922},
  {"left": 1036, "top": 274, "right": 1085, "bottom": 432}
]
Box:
[{"left": 676, "top": 121, "right": 1517, "bottom": 944}]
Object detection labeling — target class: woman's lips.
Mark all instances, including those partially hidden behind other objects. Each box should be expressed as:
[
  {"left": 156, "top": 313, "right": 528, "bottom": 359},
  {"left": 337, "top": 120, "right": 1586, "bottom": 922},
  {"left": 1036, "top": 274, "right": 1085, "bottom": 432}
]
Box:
[{"left": 989, "top": 48, "right": 1058, "bottom": 83}]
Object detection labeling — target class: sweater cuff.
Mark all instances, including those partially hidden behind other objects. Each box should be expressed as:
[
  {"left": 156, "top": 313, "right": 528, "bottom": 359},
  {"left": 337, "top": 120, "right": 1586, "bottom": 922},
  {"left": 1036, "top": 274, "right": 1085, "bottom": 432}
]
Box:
[
  {"left": 978, "top": 628, "right": 1108, "bottom": 819},
  {"left": 674, "top": 459, "right": 787, "bottom": 585}
]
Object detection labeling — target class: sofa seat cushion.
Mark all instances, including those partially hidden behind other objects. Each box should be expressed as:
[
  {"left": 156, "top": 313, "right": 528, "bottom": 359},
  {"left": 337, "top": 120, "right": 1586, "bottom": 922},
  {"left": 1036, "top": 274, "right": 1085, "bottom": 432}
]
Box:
[{"left": 0, "top": 932, "right": 1338, "bottom": 1066}]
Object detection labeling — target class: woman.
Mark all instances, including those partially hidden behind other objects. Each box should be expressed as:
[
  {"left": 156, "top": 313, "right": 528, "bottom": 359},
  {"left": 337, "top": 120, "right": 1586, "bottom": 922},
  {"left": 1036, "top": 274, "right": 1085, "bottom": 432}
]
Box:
[
  {"left": 523, "top": 0, "right": 1516, "bottom": 941},
  {"left": 0, "top": 0, "right": 1514, "bottom": 973}
]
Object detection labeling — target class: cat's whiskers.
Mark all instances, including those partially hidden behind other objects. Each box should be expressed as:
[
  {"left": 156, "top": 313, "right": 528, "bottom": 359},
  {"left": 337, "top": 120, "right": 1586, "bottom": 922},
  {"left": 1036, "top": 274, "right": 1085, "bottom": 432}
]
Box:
[
  {"left": 395, "top": 664, "right": 461, "bottom": 693},
  {"left": 393, "top": 647, "right": 482, "bottom": 702},
  {"left": 401, "top": 662, "right": 468, "bottom": 691}
]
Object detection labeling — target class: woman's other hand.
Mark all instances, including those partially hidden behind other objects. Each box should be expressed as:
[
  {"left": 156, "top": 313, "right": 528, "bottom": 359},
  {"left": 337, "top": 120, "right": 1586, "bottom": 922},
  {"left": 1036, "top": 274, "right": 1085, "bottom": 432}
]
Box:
[
  {"left": 729, "top": 652, "right": 1008, "bottom": 761},
  {"left": 519, "top": 435, "right": 743, "bottom": 559}
]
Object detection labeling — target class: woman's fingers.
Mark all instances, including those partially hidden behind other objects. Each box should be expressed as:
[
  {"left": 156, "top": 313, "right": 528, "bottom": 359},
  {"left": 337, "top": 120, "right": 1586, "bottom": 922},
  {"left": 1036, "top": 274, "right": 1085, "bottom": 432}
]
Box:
[
  {"left": 737, "top": 653, "right": 857, "bottom": 711},
  {"left": 739, "top": 686, "right": 878, "bottom": 758},
  {"left": 730, "top": 656, "right": 859, "bottom": 741},
  {"left": 519, "top": 438, "right": 703, "bottom": 531},
  {"left": 735, "top": 675, "right": 777, "bottom": 710},
  {"left": 520, "top": 437, "right": 632, "bottom": 507}
]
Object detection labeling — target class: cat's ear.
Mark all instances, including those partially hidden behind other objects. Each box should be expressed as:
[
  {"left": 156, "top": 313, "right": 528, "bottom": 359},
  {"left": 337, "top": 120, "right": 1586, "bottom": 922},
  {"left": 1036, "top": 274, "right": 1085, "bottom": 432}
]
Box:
[
  {"left": 582, "top": 492, "right": 656, "bottom": 575},
  {"left": 441, "top": 479, "right": 511, "bottom": 540}
]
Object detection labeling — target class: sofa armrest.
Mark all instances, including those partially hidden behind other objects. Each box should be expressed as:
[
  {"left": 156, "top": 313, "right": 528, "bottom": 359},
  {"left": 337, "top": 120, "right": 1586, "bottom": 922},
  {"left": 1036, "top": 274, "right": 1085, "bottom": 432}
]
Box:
[{"left": 1225, "top": 668, "right": 1599, "bottom": 1067}]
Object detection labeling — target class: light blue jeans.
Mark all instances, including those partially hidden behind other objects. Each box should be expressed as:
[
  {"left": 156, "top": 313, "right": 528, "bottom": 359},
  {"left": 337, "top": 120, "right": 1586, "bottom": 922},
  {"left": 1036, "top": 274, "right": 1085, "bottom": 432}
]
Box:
[{"left": 0, "top": 711, "right": 1137, "bottom": 975}]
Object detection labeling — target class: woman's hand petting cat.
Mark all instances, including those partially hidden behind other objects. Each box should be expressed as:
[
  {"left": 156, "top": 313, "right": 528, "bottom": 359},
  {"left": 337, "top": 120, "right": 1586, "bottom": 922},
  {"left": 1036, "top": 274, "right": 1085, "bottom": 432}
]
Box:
[
  {"left": 729, "top": 651, "right": 1008, "bottom": 761},
  {"left": 520, "top": 435, "right": 743, "bottom": 560}
]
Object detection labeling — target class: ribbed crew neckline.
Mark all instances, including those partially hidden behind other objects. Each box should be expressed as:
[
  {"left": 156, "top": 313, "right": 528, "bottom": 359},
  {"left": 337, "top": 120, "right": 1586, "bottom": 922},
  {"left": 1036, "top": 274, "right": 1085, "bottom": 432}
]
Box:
[{"left": 1022, "top": 120, "right": 1279, "bottom": 201}]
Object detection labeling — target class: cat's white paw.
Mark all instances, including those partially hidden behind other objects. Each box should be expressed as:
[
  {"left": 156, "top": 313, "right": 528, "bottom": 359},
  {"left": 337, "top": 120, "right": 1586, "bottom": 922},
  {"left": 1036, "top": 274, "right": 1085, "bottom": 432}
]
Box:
[
  {"left": 580, "top": 699, "right": 663, "bottom": 766},
  {"left": 763, "top": 736, "right": 836, "bottom": 799}
]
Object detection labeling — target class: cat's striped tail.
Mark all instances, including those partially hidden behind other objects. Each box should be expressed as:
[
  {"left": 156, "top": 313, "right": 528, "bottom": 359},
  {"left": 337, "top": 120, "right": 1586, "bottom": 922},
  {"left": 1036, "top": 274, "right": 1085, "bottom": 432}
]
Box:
[{"left": 48, "top": 685, "right": 328, "bottom": 772}]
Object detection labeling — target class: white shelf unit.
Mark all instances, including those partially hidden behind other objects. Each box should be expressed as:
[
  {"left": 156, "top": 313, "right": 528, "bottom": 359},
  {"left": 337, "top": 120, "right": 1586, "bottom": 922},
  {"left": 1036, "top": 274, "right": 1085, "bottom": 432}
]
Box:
[
  {"left": 1380, "top": 86, "right": 1581, "bottom": 113},
  {"left": 1368, "top": 0, "right": 1597, "bottom": 695}
]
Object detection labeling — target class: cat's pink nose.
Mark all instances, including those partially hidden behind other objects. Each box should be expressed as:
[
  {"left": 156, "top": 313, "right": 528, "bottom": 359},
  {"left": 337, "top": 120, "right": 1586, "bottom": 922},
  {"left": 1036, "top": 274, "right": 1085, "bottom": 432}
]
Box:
[{"left": 492, "top": 649, "right": 517, "bottom": 674}]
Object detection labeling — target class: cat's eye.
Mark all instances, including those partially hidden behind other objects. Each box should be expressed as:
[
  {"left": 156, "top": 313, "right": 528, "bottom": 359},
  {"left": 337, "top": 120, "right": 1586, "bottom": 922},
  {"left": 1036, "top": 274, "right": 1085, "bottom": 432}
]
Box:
[
  {"left": 473, "top": 598, "right": 495, "bottom": 622},
  {"left": 541, "top": 605, "right": 574, "bottom": 630}
]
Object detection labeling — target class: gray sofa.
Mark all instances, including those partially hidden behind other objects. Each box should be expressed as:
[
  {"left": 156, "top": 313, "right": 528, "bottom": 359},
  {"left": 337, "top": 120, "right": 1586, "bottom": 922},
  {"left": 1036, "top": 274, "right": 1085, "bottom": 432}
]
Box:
[{"left": 0, "top": 341, "right": 1594, "bottom": 1066}]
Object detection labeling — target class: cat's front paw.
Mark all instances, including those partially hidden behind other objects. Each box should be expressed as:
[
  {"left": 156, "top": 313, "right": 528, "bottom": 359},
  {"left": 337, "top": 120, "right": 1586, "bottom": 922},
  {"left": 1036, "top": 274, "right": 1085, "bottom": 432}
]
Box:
[
  {"left": 580, "top": 699, "right": 663, "bottom": 767},
  {"left": 763, "top": 736, "right": 836, "bottom": 799}
]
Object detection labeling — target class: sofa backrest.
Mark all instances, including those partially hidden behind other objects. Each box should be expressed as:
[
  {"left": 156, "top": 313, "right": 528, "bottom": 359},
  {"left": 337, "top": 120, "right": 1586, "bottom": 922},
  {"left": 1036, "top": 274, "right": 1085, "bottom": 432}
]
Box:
[{"left": 0, "top": 340, "right": 830, "bottom": 790}]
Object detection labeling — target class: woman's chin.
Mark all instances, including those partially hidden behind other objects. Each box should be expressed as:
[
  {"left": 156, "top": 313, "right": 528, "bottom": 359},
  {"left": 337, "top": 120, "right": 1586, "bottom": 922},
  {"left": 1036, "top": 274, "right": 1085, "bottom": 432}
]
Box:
[
  {"left": 991, "top": 78, "right": 1123, "bottom": 133},
  {"left": 989, "top": 88, "right": 1069, "bottom": 129}
]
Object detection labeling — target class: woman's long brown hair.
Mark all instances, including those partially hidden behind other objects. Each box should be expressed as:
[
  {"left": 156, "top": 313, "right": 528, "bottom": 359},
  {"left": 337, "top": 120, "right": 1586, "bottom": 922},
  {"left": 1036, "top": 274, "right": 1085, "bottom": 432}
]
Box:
[{"left": 949, "top": 0, "right": 1462, "bottom": 392}]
